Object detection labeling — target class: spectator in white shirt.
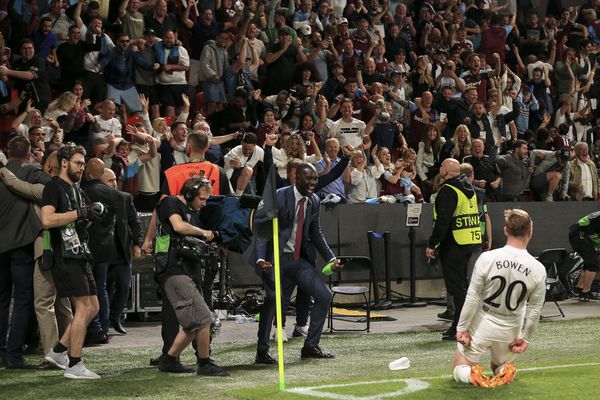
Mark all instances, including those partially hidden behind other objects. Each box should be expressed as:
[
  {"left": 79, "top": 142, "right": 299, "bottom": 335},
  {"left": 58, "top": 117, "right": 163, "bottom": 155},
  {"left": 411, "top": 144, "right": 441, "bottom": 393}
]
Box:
[
  {"left": 224, "top": 132, "right": 265, "bottom": 196},
  {"left": 328, "top": 98, "right": 367, "bottom": 149}
]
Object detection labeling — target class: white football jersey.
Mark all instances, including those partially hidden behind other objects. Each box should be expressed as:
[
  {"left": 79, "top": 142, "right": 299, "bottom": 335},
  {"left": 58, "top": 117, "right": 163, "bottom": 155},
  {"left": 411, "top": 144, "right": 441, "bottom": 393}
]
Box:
[{"left": 457, "top": 245, "right": 547, "bottom": 343}]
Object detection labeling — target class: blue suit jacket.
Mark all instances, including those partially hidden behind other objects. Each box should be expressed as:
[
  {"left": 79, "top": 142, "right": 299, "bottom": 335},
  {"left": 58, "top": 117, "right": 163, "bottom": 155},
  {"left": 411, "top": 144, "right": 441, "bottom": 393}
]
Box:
[{"left": 252, "top": 185, "right": 335, "bottom": 269}]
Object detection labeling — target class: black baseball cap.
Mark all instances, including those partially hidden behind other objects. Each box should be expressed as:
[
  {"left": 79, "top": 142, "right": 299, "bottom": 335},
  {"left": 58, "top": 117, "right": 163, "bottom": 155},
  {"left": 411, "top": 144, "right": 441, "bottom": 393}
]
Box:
[{"left": 143, "top": 28, "right": 156, "bottom": 36}]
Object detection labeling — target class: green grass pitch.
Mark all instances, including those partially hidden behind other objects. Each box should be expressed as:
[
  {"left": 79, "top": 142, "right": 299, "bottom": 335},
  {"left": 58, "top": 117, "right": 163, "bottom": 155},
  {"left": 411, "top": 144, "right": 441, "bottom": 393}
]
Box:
[{"left": 3, "top": 318, "right": 600, "bottom": 399}]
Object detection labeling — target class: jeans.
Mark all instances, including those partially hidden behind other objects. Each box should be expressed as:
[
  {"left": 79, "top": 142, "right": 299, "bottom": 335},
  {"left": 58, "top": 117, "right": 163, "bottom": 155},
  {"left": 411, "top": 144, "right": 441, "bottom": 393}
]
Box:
[
  {"left": 0, "top": 244, "right": 35, "bottom": 361},
  {"left": 107, "top": 263, "right": 132, "bottom": 324},
  {"left": 88, "top": 262, "right": 109, "bottom": 335},
  {"left": 89, "top": 262, "right": 132, "bottom": 334}
]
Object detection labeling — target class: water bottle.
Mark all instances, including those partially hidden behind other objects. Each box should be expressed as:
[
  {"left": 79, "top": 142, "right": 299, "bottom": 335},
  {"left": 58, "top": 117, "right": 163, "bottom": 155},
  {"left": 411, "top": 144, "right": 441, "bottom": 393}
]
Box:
[
  {"left": 211, "top": 313, "right": 222, "bottom": 338},
  {"left": 236, "top": 315, "right": 250, "bottom": 324}
]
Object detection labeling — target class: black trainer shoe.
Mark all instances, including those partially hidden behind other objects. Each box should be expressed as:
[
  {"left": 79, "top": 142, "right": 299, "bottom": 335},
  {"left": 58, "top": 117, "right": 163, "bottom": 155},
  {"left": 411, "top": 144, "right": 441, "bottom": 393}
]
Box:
[
  {"left": 158, "top": 355, "right": 194, "bottom": 373},
  {"left": 196, "top": 361, "right": 230, "bottom": 376},
  {"left": 441, "top": 330, "right": 456, "bottom": 341}
]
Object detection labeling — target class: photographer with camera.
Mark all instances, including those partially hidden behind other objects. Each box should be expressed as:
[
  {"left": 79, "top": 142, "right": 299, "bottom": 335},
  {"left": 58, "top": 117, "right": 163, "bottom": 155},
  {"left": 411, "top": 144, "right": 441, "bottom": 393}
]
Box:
[
  {"left": 154, "top": 176, "right": 228, "bottom": 376},
  {"left": 41, "top": 143, "right": 106, "bottom": 379}
]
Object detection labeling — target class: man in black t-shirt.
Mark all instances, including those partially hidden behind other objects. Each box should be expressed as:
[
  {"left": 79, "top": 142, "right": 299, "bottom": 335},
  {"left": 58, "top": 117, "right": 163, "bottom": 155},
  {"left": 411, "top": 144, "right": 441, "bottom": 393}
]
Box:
[
  {"left": 0, "top": 39, "right": 52, "bottom": 113},
  {"left": 155, "top": 176, "right": 229, "bottom": 376},
  {"left": 265, "top": 29, "right": 307, "bottom": 95},
  {"left": 41, "top": 143, "right": 105, "bottom": 380}
]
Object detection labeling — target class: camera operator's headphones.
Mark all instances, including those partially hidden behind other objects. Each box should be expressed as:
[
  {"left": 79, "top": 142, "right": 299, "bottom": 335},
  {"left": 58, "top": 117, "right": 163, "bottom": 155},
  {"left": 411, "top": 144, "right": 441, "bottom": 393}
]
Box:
[{"left": 183, "top": 177, "right": 211, "bottom": 203}]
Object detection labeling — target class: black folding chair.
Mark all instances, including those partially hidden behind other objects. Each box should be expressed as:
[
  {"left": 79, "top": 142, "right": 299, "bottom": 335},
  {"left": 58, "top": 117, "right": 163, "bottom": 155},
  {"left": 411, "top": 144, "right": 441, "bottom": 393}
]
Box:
[
  {"left": 327, "top": 256, "right": 373, "bottom": 333},
  {"left": 537, "top": 248, "right": 567, "bottom": 319}
]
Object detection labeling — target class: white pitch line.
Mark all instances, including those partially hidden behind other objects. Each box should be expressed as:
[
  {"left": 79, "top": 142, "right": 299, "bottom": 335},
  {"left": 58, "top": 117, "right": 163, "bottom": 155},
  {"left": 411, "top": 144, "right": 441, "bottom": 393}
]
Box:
[{"left": 286, "top": 361, "right": 600, "bottom": 400}]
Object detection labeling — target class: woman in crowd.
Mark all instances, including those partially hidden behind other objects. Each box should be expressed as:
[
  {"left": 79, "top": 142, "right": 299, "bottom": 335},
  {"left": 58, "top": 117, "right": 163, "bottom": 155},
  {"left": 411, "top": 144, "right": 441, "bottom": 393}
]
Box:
[
  {"left": 255, "top": 108, "right": 280, "bottom": 147},
  {"left": 292, "top": 112, "right": 324, "bottom": 155},
  {"left": 410, "top": 55, "right": 434, "bottom": 97},
  {"left": 271, "top": 132, "right": 322, "bottom": 178},
  {"left": 442, "top": 124, "right": 471, "bottom": 162},
  {"left": 378, "top": 145, "right": 416, "bottom": 204},
  {"left": 416, "top": 124, "right": 446, "bottom": 202},
  {"left": 345, "top": 148, "right": 384, "bottom": 204}
]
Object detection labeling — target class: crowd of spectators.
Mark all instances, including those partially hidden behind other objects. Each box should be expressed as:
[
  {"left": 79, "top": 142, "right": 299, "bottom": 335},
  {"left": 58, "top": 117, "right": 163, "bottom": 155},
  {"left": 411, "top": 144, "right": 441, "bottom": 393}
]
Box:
[
  {"left": 1, "top": 0, "right": 600, "bottom": 371},
  {"left": 0, "top": 0, "right": 600, "bottom": 205}
]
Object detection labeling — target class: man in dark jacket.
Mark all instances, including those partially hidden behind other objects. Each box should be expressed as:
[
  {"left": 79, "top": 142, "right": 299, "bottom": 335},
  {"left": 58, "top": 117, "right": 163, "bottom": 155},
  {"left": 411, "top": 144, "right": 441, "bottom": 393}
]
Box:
[
  {"left": 426, "top": 158, "right": 482, "bottom": 341},
  {"left": 0, "top": 136, "right": 51, "bottom": 369},
  {"left": 82, "top": 159, "right": 143, "bottom": 340}
]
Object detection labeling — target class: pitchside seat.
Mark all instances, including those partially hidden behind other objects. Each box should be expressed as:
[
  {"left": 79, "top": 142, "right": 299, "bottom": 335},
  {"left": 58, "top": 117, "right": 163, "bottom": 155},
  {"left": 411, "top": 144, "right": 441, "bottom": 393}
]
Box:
[
  {"left": 537, "top": 248, "right": 568, "bottom": 319},
  {"left": 327, "top": 256, "right": 373, "bottom": 333}
]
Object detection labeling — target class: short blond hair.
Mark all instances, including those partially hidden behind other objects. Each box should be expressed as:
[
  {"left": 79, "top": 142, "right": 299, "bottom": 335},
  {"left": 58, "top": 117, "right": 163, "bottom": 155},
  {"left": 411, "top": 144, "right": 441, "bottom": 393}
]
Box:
[{"left": 504, "top": 209, "right": 532, "bottom": 237}]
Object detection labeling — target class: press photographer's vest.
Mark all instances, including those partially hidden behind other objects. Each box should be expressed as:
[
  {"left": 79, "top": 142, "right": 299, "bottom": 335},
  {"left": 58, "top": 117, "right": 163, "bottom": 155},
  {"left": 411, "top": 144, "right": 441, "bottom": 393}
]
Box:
[
  {"left": 434, "top": 184, "right": 482, "bottom": 245},
  {"left": 164, "top": 160, "right": 220, "bottom": 196}
]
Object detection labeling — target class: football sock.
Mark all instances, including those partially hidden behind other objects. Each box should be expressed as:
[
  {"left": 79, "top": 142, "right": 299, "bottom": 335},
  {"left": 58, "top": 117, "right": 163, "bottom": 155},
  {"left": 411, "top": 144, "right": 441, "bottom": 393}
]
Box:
[
  {"left": 68, "top": 356, "right": 81, "bottom": 368},
  {"left": 53, "top": 342, "right": 68, "bottom": 353},
  {"left": 453, "top": 365, "right": 472, "bottom": 384}
]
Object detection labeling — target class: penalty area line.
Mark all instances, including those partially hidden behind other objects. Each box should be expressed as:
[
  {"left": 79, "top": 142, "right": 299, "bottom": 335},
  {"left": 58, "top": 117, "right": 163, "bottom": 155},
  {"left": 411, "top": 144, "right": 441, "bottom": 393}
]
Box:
[{"left": 285, "top": 361, "right": 600, "bottom": 400}]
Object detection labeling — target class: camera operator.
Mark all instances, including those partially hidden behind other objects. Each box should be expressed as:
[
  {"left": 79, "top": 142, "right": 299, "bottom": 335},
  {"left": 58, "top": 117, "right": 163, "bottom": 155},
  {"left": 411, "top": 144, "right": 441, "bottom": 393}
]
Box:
[
  {"left": 41, "top": 143, "right": 106, "bottom": 379},
  {"left": 154, "top": 176, "right": 228, "bottom": 376}
]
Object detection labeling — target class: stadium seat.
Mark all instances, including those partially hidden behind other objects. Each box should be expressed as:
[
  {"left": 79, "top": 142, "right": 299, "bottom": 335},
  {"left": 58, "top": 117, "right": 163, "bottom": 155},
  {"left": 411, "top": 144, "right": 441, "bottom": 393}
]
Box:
[
  {"left": 537, "top": 248, "right": 568, "bottom": 319},
  {"left": 327, "top": 256, "right": 373, "bottom": 333}
]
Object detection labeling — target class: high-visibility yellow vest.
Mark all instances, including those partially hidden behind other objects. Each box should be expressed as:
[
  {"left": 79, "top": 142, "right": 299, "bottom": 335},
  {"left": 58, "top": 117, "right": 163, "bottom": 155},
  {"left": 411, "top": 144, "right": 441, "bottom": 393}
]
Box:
[{"left": 434, "top": 183, "right": 482, "bottom": 245}]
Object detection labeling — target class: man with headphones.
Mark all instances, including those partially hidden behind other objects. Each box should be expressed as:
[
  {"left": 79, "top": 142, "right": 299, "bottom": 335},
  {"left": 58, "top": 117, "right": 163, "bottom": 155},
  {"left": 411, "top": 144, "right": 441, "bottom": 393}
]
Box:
[
  {"left": 154, "top": 176, "right": 229, "bottom": 376},
  {"left": 144, "top": 131, "right": 230, "bottom": 368}
]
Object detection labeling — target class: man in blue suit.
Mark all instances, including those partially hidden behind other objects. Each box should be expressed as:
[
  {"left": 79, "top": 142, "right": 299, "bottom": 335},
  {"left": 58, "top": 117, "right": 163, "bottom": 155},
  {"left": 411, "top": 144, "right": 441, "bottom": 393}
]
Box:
[{"left": 253, "top": 163, "right": 342, "bottom": 364}]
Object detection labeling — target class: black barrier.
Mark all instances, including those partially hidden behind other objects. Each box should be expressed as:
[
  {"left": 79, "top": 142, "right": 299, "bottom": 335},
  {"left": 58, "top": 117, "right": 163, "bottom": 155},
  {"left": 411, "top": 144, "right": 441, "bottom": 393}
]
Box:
[{"left": 136, "top": 202, "right": 600, "bottom": 287}]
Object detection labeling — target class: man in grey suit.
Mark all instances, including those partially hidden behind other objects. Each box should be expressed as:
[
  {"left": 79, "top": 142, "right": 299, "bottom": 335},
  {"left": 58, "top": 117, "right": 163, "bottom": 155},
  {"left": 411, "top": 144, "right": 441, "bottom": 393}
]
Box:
[{"left": 254, "top": 163, "right": 342, "bottom": 363}]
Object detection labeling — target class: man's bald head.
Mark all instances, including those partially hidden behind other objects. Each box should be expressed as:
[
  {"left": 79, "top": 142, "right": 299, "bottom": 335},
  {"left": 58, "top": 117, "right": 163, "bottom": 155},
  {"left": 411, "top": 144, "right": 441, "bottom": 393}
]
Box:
[
  {"left": 86, "top": 158, "right": 105, "bottom": 180},
  {"left": 440, "top": 158, "right": 460, "bottom": 180},
  {"left": 43, "top": 151, "right": 59, "bottom": 177},
  {"left": 102, "top": 168, "right": 118, "bottom": 189}
]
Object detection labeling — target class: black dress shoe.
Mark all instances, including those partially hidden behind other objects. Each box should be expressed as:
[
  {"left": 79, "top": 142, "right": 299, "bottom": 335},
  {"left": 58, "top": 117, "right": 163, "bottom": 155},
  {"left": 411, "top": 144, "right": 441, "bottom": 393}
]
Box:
[
  {"left": 436, "top": 310, "right": 454, "bottom": 321},
  {"left": 5, "top": 358, "right": 40, "bottom": 370},
  {"left": 301, "top": 345, "right": 335, "bottom": 359},
  {"left": 84, "top": 331, "right": 109, "bottom": 346},
  {"left": 111, "top": 319, "right": 127, "bottom": 334},
  {"left": 255, "top": 351, "right": 277, "bottom": 364}
]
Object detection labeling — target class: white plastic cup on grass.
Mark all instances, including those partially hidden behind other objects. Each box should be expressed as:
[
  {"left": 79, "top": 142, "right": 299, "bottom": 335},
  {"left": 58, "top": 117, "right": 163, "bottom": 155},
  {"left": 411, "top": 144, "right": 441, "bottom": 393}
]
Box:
[{"left": 388, "top": 357, "right": 410, "bottom": 370}]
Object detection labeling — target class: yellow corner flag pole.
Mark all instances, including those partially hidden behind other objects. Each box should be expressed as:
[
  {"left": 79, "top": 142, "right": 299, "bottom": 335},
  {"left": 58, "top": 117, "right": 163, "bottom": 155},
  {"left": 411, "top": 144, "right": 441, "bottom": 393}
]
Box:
[{"left": 272, "top": 217, "right": 286, "bottom": 391}]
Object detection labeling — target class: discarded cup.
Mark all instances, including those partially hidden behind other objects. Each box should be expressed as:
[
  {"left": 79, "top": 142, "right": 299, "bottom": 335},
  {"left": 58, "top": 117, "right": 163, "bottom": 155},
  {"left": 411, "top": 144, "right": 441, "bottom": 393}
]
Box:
[{"left": 388, "top": 356, "right": 411, "bottom": 370}]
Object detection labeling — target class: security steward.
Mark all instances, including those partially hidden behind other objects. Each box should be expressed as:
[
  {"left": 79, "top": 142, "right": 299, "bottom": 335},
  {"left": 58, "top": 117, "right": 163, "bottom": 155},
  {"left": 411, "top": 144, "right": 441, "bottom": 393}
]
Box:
[
  {"left": 426, "top": 158, "right": 482, "bottom": 341},
  {"left": 154, "top": 176, "right": 229, "bottom": 376},
  {"left": 569, "top": 211, "right": 600, "bottom": 301},
  {"left": 143, "top": 132, "right": 231, "bottom": 366}
]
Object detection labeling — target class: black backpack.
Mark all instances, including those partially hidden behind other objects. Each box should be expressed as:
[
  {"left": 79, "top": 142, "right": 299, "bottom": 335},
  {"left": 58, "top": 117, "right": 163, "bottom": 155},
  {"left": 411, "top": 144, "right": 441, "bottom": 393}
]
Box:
[{"left": 557, "top": 252, "right": 584, "bottom": 297}]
